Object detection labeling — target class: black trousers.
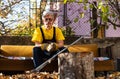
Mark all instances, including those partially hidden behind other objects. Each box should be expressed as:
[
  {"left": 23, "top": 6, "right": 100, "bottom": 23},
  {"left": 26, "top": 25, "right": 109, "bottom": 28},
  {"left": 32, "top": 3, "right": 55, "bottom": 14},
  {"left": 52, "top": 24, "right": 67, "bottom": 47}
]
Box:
[{"left": 33, "top": 47, "right": 68, "bottom": 68}]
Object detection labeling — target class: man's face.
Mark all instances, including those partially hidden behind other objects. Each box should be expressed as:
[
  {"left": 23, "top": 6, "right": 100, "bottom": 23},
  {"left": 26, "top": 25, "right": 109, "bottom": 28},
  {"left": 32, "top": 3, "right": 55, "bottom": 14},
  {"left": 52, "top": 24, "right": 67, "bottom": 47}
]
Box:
[{"left": 43, "top": 14, "right": 54, "bottom": 28}]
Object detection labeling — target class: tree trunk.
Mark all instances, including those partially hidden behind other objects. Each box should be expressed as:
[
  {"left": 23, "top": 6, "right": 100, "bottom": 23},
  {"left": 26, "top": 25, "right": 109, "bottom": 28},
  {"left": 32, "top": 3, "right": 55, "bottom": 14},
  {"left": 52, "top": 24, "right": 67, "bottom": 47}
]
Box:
[{"left": 58, "top": 52, "right": 94, "bottom": 79}]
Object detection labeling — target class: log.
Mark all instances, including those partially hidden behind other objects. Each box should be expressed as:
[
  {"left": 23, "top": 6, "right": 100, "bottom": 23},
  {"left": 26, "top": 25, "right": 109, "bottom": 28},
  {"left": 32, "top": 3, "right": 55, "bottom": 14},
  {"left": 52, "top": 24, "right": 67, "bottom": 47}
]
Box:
[{"left": 58, "top": 52, "right": 94, "bottom": 79}]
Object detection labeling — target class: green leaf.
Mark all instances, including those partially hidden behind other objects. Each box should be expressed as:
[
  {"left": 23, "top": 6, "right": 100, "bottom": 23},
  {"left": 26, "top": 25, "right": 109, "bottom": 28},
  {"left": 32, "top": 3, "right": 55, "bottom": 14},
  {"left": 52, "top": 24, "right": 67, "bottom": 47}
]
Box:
[
  {"left": 111, "top": 13, "right": 116, "bottom": 17},
  {"left": 102, "top": 14, "right": 108, "bottom": 22},
  {"left": 84, "top": 6, "right": 87, "bottom": 10},
  {"left": 79, "top": 0, "right": 83, "bottom": 2},
  {"left": 18, "top": 13, "right": 21, "bottom": 17},
  {"left": 80, "top": 13, "right": 84, "bottom": 18},
  {"left": 106, "top": 6, "right": 109, "bottom": 13},
  {"left": 64, "top": 0, "right": 67, "bottom": 4},
  {"left": 89, "top": 4, "right": 93, "bottom": 9},
  {"left": 101, "top": 6, "right": 109, "bottom": 13},
  {"left": 113, "top": 25, "right": 117, "bottom": 30},
  {"left": 105, "top": 25, "right": 109, "bottom": 29},
  {"left": 98, "top": 2, "right": 103, "bottom": 9},
  {"left": 83, "top": 0, "right": 88, "bottom": 3},
  {"left": 70, "top": 0, "right": 75, "bottom": 2},
  {"left": 74, "top": 18, "right": 79, "bottom": 23},
  {"left": 90, "top": 19, "right": 95, "bottom": 25}
]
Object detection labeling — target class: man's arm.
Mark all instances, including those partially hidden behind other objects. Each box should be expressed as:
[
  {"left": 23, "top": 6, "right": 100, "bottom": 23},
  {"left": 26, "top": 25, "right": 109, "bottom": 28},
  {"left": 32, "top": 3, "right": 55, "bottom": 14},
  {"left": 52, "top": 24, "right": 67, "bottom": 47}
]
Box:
[
  {"left": 56, "top": 40, "right": 64, "bottom": 48},
  {"left": 35, "top": 42, "right": 42, "bottom": 47}
]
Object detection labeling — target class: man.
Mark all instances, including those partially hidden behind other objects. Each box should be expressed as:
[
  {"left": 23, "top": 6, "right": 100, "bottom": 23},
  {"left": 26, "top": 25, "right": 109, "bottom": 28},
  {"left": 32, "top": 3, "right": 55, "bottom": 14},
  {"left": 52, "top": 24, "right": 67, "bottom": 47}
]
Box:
[{"left": 31, "top": 10, "right": 67, "bottom": 68}]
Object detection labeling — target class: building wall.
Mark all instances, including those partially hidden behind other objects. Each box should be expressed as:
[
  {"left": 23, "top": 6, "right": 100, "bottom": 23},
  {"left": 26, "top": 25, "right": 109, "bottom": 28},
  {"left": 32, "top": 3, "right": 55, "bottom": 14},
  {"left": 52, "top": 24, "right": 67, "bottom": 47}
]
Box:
[{"left": 51, "top": 2, "right": 120, "bottom": 37}]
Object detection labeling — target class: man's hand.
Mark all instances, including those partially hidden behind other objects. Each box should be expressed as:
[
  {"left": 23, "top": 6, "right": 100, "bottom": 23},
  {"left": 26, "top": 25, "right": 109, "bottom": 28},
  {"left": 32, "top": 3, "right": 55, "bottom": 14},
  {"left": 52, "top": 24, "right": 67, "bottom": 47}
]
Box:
[
  {"left": 41, "top": 43, "right": 58, "bottom": 53},
  {"left": 41, "top": 43, "right": 49, "bottom": 51},
  {"left": 46, "top": 43, "right": 57, "bottom": 53}
]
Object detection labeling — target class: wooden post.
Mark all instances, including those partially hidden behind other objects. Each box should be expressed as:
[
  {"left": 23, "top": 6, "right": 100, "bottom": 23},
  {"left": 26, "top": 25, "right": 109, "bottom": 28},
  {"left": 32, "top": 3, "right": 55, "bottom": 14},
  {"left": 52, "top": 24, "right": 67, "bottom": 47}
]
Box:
[{"left": 58, "top": 52, "right": 94, "bottom": 79}]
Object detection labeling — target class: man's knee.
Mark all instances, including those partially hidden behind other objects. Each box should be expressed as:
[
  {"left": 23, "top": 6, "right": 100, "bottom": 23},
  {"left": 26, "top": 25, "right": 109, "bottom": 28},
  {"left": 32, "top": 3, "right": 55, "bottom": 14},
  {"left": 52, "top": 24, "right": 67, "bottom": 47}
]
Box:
[
  {"left": 33, "top": 47, "right": 42, "bottom": 53},
  {"left": 59, "top": 47, "right": 69, "bottom": 53}
]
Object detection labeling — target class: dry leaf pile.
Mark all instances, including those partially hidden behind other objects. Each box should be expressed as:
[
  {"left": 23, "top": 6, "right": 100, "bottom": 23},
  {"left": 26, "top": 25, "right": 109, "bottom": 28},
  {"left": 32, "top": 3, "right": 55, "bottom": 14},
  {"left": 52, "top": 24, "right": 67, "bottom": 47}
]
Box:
[{"left": 0, "top": 72, "right": 58, "bottom": 79}]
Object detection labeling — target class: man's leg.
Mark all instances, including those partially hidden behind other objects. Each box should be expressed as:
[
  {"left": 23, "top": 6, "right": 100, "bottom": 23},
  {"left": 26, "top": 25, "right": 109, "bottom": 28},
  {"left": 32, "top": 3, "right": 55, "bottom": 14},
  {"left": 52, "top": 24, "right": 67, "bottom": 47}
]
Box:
[
  {"left": 33, "top": 47, "right": 44, "bottom": 68},
  {"left": 58, "top": 46, "right": 69, "bottom": 53}
]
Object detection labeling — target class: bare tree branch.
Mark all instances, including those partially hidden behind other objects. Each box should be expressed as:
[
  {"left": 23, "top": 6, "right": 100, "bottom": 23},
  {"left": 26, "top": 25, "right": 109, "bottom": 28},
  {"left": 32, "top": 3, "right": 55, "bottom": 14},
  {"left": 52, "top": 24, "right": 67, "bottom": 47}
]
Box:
[
  {"left": 0, "top": 0, "right": 22, "bottom": 17},
  {"left": 107, "top": 18, "right": 120, "bottom": 27}
]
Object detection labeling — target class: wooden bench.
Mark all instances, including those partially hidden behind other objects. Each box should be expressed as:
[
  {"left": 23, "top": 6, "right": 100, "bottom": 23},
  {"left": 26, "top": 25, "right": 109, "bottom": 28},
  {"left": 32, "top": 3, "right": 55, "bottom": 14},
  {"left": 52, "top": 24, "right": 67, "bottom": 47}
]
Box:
[{"left": 0, "top": 44, "right": 115, "bottom": 72}]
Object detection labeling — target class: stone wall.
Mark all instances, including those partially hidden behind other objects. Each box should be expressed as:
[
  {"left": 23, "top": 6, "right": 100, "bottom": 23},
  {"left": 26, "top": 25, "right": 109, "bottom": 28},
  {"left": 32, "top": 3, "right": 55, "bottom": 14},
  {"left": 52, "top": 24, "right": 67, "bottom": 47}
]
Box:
[
  {"left": 0, "top": 36, "right": 34, "bottom": 45},
  {"left": 0, "top": 36, "right": 79, "bottom": 45}
]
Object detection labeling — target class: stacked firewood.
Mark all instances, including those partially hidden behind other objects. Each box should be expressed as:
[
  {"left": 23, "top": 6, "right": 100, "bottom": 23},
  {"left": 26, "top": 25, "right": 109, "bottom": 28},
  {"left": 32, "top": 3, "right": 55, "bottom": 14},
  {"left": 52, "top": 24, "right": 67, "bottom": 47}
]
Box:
[{"left": 0, "top": 72, "right": 58, "bottom": 79}]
